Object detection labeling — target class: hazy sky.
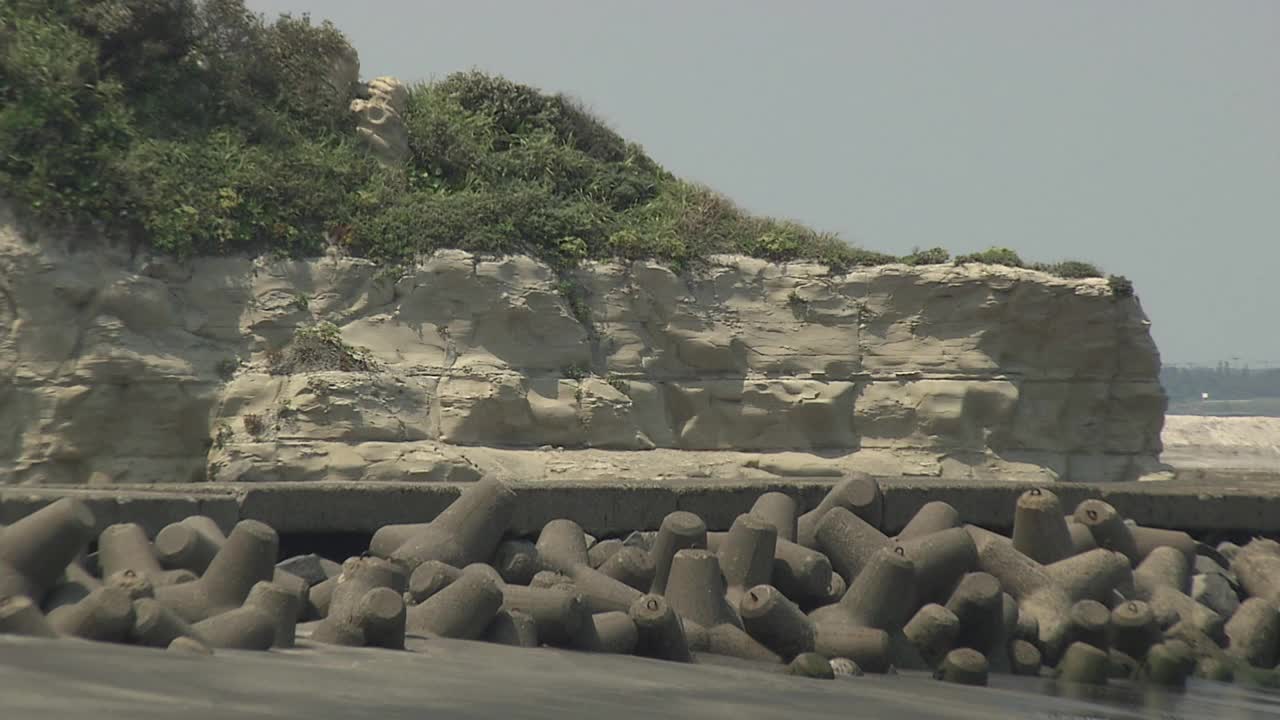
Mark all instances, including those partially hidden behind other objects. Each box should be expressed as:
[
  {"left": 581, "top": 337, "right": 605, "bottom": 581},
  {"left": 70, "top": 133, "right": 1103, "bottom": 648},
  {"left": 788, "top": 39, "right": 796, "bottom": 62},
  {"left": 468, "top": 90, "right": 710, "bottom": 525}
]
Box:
[{"left": 250, "top": 0, "right": 1279, "bottom": 367}]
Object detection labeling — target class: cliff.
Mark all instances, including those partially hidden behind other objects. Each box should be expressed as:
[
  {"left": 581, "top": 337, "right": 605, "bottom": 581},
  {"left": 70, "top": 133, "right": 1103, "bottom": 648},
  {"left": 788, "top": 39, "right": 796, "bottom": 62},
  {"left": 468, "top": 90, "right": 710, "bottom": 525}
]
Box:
[{"left": 0, "top": 201, "right": 1168, "bottom": 486}]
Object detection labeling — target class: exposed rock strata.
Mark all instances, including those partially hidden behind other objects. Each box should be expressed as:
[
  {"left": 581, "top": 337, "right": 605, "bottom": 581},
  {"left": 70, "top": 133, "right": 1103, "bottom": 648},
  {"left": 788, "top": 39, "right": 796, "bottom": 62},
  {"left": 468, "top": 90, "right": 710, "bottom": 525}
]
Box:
[
  {"left": 350, "top": 76, "right": 409, "bottom": 166},
  {"left": 0, "top": 202, "right": 1166, "bottom": 485}
]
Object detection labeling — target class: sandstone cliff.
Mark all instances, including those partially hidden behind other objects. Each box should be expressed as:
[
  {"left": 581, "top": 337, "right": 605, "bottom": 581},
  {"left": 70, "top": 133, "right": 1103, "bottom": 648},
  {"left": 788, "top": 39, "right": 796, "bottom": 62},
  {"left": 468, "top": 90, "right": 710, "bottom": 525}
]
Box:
[{"left": 0, "top": 202, "right": 1168, "bottom": 486}]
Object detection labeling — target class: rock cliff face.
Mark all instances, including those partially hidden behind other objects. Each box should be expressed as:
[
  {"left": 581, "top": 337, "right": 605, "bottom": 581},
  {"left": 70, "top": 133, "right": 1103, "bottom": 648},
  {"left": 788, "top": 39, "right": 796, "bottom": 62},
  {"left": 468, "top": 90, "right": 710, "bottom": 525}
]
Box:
[{"left": 0, "top": 202, "right": 1168, "bottom": 486}]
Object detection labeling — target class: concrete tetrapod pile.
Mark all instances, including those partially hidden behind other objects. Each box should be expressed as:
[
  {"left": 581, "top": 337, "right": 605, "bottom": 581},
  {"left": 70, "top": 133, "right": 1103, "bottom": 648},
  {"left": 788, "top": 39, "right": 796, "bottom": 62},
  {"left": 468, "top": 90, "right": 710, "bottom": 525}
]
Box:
[
  {"left": 3, "top": 479, "right": 1280, "bottom": 692},
  {"left": 0, "top": 499, "right": 306, "bottom": 652}
]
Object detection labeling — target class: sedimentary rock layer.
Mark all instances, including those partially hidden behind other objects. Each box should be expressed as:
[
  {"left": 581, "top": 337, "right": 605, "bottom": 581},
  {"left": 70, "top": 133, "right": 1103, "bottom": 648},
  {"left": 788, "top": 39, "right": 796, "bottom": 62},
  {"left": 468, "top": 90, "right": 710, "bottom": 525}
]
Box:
[{"left": 0, "top": 202, "right": 1165, "bottom": 485}]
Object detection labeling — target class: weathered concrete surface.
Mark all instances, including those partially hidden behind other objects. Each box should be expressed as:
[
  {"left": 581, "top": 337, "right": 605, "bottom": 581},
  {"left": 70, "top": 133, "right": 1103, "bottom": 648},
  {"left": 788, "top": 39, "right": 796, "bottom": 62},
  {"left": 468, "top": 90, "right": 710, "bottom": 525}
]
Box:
[
  {"left": 6, "top": 477, "right": 1280, "bottom": 537},
  {"left": 1, "top": 200, "right": 1167, "bottom": 487},
  {"left": 0, "top": 634, "right": 1259, "bottom": 720},
  {"left": 0, "top": 485, "right": 240, "bottom": 536}
]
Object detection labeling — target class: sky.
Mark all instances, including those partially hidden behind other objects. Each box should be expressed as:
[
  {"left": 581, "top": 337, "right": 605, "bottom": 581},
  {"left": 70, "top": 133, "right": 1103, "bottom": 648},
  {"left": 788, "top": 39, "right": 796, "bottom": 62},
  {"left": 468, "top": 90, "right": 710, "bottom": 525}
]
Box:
[{"left": 249, "top": 0, "right": 1280, "bottom": 367}]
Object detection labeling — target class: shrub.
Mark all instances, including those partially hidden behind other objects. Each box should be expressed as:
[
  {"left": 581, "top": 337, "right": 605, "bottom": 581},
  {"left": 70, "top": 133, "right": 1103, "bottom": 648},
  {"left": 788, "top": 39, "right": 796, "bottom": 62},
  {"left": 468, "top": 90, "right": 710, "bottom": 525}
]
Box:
[
  {"left": 215, "top": 357, "right": 239, "bottom": 379},
  {"left": 606, "top": 375, "right": 629, "bottom": 394},
  {"left": 120, "top": 131, "right": 378, "bottom": 256},
  {"left": 816, "top": 243, "right": 898, "bottom": 274},
  {"left": 561, "top": 363, "right": 589, "bottom": 381},
  {"left": 612, "top": 181, "right": 741, "bottom": 265},
  {"left": 0, "top": 1, "right": 1109, "bottom": 288},
  {"left": 0, "top": 9, "right": 135, "bottom": 219},
  {"left": 212, "top": 422, "right": 233, "bottom": 448},
  {"left": 242, "top": 413, "right": 264, "bottom": 436},
  {"left": 954, "top": 247, "right": 1025, "bottom": 268},
  {"left": 903, "top": 247, "right": 951, "bottom": 265},
  {"left": 958, "top": 252, "right": 1113, "bottom": 282},
  {"left": 1030, "top": 260, "right": 1103, "bottom": 279},
  {"left": 270, "top": 321, "right": 375, "bottom": 374},
  {"left": 747, "top": 226, "right": 809, "bottom": 262},
  {"left": 401, "top": 73, "right": 662, "bottom": 214},
  {"left": 1108, "top": 274, "right": 1134, "bottom": 298},
  {"left": 555, "top": 276, "right": 593, "bottom": 328},
  {"left": 2, "top": 0, "right": 370, "bottom": 245}
]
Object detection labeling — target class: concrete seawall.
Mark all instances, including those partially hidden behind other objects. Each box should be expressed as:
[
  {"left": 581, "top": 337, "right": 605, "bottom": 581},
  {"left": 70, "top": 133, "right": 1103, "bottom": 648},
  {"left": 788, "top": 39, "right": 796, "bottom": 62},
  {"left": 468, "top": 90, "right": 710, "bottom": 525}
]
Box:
[{"left": 4, "top": 474, "right": 1279, "bottom": 538}]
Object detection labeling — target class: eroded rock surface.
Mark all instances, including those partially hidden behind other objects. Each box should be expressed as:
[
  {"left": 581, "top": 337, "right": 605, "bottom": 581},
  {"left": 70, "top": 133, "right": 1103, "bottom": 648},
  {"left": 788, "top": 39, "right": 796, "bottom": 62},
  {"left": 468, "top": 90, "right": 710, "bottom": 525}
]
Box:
[
  {"left": 0, "top": 202, "right": 1167, "bottom": 485},
  {"left": 350, "top": 76, "right": 409, "bottom": 165}
]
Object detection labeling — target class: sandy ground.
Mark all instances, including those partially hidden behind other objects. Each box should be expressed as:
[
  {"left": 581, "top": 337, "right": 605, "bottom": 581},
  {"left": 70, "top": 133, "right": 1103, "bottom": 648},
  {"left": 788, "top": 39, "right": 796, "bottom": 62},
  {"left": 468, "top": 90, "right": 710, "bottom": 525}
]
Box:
[
  {"left": 1162, "top": 416, "right": 1280, "bottom": 471},
  {"left": 1, "top": 634, "right": 1273, "bottom": 720}
]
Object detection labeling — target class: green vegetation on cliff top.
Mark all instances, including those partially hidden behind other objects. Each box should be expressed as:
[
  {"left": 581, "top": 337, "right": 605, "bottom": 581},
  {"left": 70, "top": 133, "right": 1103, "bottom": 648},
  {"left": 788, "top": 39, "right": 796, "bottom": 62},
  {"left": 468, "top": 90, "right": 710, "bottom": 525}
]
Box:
[{"left": 1, "top": 0, "right": 1120, "bottom": 285}]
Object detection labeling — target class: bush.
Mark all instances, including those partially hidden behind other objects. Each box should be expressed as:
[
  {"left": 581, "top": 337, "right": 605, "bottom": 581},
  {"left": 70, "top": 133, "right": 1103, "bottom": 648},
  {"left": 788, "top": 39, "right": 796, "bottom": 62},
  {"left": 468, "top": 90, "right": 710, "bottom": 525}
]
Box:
[
  {"left": 242, "top": 413, "right": 264, "bottom": 436},
  {"left": 122, "top": 130, "right": 379, "bottom": 256},
  {"left": 1, "top": 0, "right": 367, "bottom": 245},
  {"left": 269, "top": 321, "right": 375, "bottom": 374},
  {"left": 1108, "top": 274, "right": 1134, "bottom": 298},
  {"left": 1030, "top": 260, "right": 1103, "bottom": 279},
  {"left": 956, "top": 250, "right": 1113, "bottom": 282},
  {"left": 216, "top": 357, "right": 238, "bottom": 378},
  {"left": 954, "top": 247, "right": 1025, "bottom": 268},
  {"left": 561, "top": 363, "right": 589, "bottom": 381},
  {"left": 0, "top": 1, "right": 1112, "bottom": 287},
  {"left": 902, "top": 247, "right": 951, "bottom": 265},
  {"left": 0, "top": 9, "right": 135, "bottom": 219},
  {"left": 402, "top": 73, "right": 662, "bottom": 211},
  {"left": 806, "top": 236, "right": 897, "bottom": 274}
]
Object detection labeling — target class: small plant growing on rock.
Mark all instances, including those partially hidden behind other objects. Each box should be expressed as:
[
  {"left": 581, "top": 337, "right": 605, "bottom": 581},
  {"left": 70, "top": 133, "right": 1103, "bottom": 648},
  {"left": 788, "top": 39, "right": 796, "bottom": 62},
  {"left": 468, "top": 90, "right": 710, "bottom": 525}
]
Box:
[
  {"left": 212, "top": 423, "right": 233, "bottom": 449},
  {"left": 269, "top": 321, "right": 376, "bottom": 374},
  {"left": 954, "top": 247, "right": 1025, "bottom": 268},
  {"left": 374, "top": 263, "right": 407, "bottom": 286},
  {"left": 561, "top": 362, "right": 590, "bottom": 381},
  {"left": 903, "top": 247, "right": 951, "bottom": 265},
  {"left": 290, "top": 292, "right": 311, "bottom": 312},
  {"left": 242, "top": 413, "right": 265, "bottom": 436},
  {"left": 556, "top": 277, "right": 592, "bottom": 328},
  {"left": 751, "top": 229, "right": 805, "bottom": 262},
  {"left": 1030, "top": 260, "right": 1103, "bottom": 279},
  {"left": 556, "top": 236, "right": 589, "bottom": 265},
  {"left": 215, "top": 357, "right": 239, "bottom": 380},
  {"left": 606, "top": 374, "right": 629, "bottom": 395},
  {"left": 787, "top": 289, "right": 811, "bottom": 320},
  {"left": 1108, "top": 274, "right": 1134, "bottom": 298},
  {"left": 1056, "top": 260, "right": 1103, "bottom": 278}
]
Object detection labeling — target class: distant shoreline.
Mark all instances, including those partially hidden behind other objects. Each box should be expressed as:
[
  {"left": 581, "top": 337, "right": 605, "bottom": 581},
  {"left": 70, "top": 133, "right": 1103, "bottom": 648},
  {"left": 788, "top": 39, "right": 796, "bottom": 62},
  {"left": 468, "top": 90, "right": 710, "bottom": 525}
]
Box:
[
  {"left": 1161, "top": 414, "right": 1280, "bottom": 472},
  {"left": 1166, "top": 398, "right": 1280, "bottom": 418}
]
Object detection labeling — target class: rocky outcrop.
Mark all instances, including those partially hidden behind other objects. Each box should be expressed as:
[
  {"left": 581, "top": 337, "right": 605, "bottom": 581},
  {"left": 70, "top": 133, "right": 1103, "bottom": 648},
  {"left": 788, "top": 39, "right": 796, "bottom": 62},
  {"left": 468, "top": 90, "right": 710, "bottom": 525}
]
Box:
[
  {"left": 0, "top": 201, "right": 1167, "bottom": 486},
  {"left": 350, "top": 76, "right": 409, "bottom": 166}
]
